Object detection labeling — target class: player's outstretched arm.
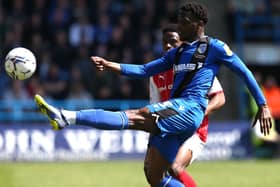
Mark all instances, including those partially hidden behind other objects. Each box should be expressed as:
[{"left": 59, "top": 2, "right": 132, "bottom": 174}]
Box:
[
  {"left": 252, "top": 104, "right": 272, "bottom": 136},
  {"left": 91, "top": 56, "right": 121, "bottom": 73}
]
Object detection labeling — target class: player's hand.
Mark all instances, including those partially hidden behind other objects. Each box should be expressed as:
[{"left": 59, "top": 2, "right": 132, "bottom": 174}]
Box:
[
  {"left": 91, "top": 56, "right": 109, "bottom": 71},
  {"left": 252, "top": 105, "right": 273, "bottom": 136},
  {"left": 91, "top": 56, "right": 122, "bottom": 73}
]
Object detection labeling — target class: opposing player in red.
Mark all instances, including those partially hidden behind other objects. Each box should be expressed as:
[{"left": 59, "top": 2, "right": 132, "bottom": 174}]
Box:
[{"left": 145, "top": 24, "right": 225, "bottom": 187}]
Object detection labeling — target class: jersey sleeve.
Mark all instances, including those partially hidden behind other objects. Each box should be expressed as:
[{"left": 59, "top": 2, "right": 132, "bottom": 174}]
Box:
[
  {"left": 213, "top": 39, "right": 266, "bottom": 106},
  {"left": 120, "top": 49, "right": 176, "bottom": 78}
]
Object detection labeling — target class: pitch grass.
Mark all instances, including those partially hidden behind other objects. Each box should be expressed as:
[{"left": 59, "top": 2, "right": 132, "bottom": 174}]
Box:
[{"left": 0, "top": 160, "right": 279, "bottom": 187}]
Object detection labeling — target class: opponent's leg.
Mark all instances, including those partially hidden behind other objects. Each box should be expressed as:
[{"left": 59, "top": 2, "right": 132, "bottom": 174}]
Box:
[
  {"left": 169, "top": 149, "right": 196, "bottom": 187},
  {"left": 168, "top": 134, "right": 204, "bottom": 187}
]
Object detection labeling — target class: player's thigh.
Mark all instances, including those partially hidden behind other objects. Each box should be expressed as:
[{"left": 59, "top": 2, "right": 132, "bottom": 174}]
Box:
[{"left": 144, "top": 145, "right": 170, "bottom": 185}]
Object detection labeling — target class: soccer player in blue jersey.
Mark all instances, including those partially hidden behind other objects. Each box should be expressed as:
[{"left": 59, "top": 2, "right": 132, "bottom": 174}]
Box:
[
  {"left": 145, "top": 23, "right": 225, "bottom": 187},
  {"left": 34, "top": 2, "right": 272, "bottom": 187}
]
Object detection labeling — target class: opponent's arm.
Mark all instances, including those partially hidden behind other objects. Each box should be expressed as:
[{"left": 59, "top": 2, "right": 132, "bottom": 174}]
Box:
[{"left": 205, "top": 91, "right": 225, "bottom": 116}]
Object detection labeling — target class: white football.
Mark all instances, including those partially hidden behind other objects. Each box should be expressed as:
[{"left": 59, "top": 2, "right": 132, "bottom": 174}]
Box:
[{"left": 5, "top": 47, "right": 37, "bottom": 80}]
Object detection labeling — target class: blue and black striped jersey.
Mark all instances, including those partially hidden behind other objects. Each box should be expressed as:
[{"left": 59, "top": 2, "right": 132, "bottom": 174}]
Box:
[{"left": 121, "top": 37, "right": 266, "bottom": 108}]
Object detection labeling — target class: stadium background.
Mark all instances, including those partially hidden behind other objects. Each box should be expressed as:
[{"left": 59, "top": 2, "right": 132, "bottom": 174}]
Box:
[{"left": 0, "top": 0, "right": 280, "bottom": 186}]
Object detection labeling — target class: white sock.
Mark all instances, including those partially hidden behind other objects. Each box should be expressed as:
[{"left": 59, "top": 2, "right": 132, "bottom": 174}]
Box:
[{"left": 61, "top": 110, "right": 76, "bottom": 125}]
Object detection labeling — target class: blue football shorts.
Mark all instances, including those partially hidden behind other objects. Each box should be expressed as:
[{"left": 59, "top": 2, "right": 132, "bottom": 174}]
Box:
[
  {"left": 146, "top": 98, "right": 204, "bottom": 163},
  {"left": 148, "top": 134, "right": 183, "bottom": 163},
  {"left": 146, "top": 98, "right": 204, "bottom": 139}
]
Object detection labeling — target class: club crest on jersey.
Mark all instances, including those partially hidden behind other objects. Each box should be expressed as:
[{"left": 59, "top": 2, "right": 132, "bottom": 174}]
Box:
[
  {"left": 223, "top": 44, "right": 233, "bottom": 56},
  {"left": 178, "top": 46, "right": 184, "bottom": 53},
  {"left": 197, "top": 43, "right": 207, "bottom": 54}
]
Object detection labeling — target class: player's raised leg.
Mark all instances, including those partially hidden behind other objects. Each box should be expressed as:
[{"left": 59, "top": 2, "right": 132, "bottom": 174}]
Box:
[
  {"left": 34, "top": 94, "right": 131, "bottom": 130},
  {"left": 34, "top": 94, "right": 69, "bottom": 130},
  {"left": 34, "top": 94, "right": 159, "bottom": 132}
]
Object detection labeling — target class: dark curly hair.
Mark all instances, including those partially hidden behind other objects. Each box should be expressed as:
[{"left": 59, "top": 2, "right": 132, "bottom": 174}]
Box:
[
  {"left": 179, "top": 2, "right": 208, "bottom": 24},
  {"left": 162, "top": 24, "right": 177, "bottom": 34}
]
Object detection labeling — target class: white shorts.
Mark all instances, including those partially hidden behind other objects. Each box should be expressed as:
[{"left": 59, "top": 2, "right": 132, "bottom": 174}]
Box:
[{"left": 181, "top": 133, "right": 205, "bottom": 164}]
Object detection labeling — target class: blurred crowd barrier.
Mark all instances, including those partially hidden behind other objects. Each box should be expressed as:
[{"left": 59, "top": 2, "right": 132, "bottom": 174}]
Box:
[{"left": 0, "top": 122, "right": 252, "bottom": 161}]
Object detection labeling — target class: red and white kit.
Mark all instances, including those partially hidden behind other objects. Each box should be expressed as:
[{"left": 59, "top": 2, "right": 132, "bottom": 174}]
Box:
[{"left": 149, "top": 69, "right": 174, "bottom": 103}]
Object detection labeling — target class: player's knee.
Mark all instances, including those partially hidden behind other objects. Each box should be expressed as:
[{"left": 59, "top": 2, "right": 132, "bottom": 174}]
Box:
[
  {"left": 170, "top": 162, "right": 185, "bottom": 176},
  {"left": 125, "top": 108, "right": 159, "bottom": 133},
  {"left": 140, "top": 108, "right": 160, "bottom": 134}
]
